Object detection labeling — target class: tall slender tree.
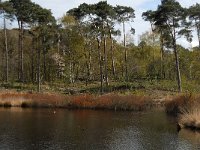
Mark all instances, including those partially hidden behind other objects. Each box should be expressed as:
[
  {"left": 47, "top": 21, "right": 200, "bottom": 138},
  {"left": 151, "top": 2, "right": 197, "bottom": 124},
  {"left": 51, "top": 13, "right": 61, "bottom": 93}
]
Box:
[
  {"left": 153, "top": 0, "right": 190, "bottom": 92},
  {"left": 115, "top": 6, "right": 135, "bottom": 81},
  {"left": 3, "top": 12, "right": 8, "bottom": 82},
  {"left": 29, "top": 3, "right": 55, "bottom": 92},
  {"left": 92, "top": 1, "right": 116, "bottom": 87},
  {"left": 9, "top": 0, "right": 30, "bottom": 81}
]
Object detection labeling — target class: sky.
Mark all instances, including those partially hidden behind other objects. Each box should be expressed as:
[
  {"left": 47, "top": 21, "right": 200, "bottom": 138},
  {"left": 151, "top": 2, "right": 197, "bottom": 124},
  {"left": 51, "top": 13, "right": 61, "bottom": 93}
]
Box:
[{"left": 4, "top": 0, "right": 200, "bottom": 47}]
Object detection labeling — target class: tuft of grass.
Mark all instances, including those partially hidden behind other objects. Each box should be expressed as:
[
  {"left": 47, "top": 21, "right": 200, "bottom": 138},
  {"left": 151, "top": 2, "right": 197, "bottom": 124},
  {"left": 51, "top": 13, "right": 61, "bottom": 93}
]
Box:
[
  {"left": 165, "top": 93, "right": 195, "bottom": 116},
  {"left": 179, "top": 106, "right": 200, "bottom": 130},
  {"left": 165, "top": 92, "right": 200, "bottom": 130}
]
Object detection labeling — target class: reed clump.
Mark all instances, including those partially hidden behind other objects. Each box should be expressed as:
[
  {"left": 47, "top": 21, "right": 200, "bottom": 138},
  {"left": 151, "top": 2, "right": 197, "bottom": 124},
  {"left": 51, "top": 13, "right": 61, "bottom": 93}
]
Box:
[
  {"left": 165, "top": 93, "right": 195, "bottom": 116},
  {"left": 165, "top": 93, "right": 200, "bottom": 130},
  {"left": 179, "top": 105, "right": 200, "bottom": 130}
]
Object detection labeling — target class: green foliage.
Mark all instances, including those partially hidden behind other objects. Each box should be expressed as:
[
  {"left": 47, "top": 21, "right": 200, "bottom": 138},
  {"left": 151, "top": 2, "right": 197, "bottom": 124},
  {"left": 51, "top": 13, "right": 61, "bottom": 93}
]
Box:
[{"left": 115, "top": 5, "right": 135, "bottom": 22}]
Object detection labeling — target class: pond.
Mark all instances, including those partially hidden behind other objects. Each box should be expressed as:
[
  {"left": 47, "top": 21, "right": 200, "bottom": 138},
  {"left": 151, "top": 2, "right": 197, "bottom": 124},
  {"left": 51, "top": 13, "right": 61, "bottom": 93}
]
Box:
[{"left": 0, "top": 108, "right": 199, "bottom": 150}]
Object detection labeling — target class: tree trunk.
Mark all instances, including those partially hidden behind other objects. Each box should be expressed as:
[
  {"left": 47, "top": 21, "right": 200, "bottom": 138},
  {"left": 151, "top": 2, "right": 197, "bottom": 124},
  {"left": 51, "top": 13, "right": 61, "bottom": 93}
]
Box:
[
  {"left": 104, "top": 35, "right": 108, "bottom": 87},
  {"left": 123, "top": 21, "right": 128, "bottom": 82},
  {"left": 69, "top": 52, "right": 74, "bottom": 84},
  {"left": 4, "top": 16, "right": 8, "bottom": 83},
  {"left": 88, "top": 45, "right": 92, "bottom": 79},
  {"left": 109, "top": 29, "right": 116, "bottom": 78},
  {"left": 43, "top": 48, "right": 47, "bottom": 81},
  {"left": 72, "top": 60, "right": 75, "bottom": 85},
  {"left": 160, "top": 34, "right": 164, "bottom": 79},
  {"left": 102, "top": 22, "right": 108, "bottom": 87},
  {"left": 69, "top": 61, "right": 72, "bottom": 83},
  {"left": 17, "top": 21, "right": 20, "bottom": 81},
  {"left": 172, "top": 25, "right": 182, "bottom": 92},
  {"left": 151, "top": 24, "right": 155, "bottom": 61},
  {"left": 75, "top": 63, "right": 80, "bottom": 80},
  {"left": 31, "top": 37, "right": 35, "bottom": 83},
  {"left": 97, "top": 38, "right": 103, "bottom": 94},
  {"left": 86, "top": 43, "right": 92, "bottom": 86},
  {"left": 37, "top": 38, "right": 41, "bottom": 92},
  {"left": 69, "top": 61, "right": 72, "bottom": 84},
  {"left": 21, "top": 23, "right": 24, "bottom": 82},
  {"left": 48, "top": 62, "right": 51, "bottom": 82},
  {"left": 174, "top": 42, "right": 182, "bottom": 92},
  {"left": 84, "top": 42, "right": 89, "bottom": 86},
  {"left": 18, "top": 21, "right": 24, "bottom": 82},
  {"left": 111, "top": 39, "right": 116, "bottom": 78},
  {"left": 57, "top": 32, "right": 60, "bottom": 53}
]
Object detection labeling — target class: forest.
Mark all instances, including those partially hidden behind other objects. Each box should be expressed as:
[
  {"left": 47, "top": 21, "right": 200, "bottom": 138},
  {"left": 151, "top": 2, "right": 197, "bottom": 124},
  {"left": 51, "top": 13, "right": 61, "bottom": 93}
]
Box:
[{"left": 0, "top": 0, "right": 200, "bottom": 94}]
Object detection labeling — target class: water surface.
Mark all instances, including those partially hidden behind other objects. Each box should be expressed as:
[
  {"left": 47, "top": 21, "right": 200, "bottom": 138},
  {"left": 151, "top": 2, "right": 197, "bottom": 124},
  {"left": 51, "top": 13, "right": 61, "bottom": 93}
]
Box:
[{"left": 0, "top": 108, "right": 199, "bottom": 150}]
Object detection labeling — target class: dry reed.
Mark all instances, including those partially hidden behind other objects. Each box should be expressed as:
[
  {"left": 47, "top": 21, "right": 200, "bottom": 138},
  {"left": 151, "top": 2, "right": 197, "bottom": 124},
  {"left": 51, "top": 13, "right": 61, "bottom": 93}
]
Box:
[
  {"left": 165, "top": 94, "right": 195, "bottom": 116},
  {"left": 165, "top": 94, "right": 200, "bottom": 130},
  {"left": 0, "top": 91, "right": 153, "bottom": 111},
  {"left": 0, "top": 92, "right": 69, "bottom": 108},
  {"left": 68, "top": 94, "right": 152, "bottom": 111},
  {"left": 179, "top": 106, "right": 200, "bottom": 130}
]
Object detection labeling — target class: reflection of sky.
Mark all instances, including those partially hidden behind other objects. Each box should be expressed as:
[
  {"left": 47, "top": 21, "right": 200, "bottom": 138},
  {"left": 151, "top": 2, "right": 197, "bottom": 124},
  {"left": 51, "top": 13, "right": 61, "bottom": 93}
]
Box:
[{"left": 1, "top": 0, "right": 199, "bottom": 47}]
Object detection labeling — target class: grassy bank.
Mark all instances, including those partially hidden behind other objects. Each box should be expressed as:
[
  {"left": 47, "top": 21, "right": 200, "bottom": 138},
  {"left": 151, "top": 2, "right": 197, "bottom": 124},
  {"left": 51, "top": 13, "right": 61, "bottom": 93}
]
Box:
[{"left": 0, "top": 91, "right": 153, "bottom": 111}]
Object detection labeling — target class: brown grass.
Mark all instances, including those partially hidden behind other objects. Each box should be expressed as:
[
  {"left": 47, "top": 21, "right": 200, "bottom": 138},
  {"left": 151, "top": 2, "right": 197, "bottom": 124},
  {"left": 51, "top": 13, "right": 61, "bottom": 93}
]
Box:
[
  {"left": 68, "top": 94, "right": 152, "bottom": 111},
  {"left": 0, "top": 92, "right": 69, "bottom": 108},
  {"left": 165, "top": 93, "right": 195, "bottom": 116},
  {"left": 165, "top": 93, "right": 200, "bottom": 130},
  {"left": 0, "top": 91, "right": 153, "bottom": 111},
  {"left": 179, "top": 106, "right": 200, "bottom": 130}
]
